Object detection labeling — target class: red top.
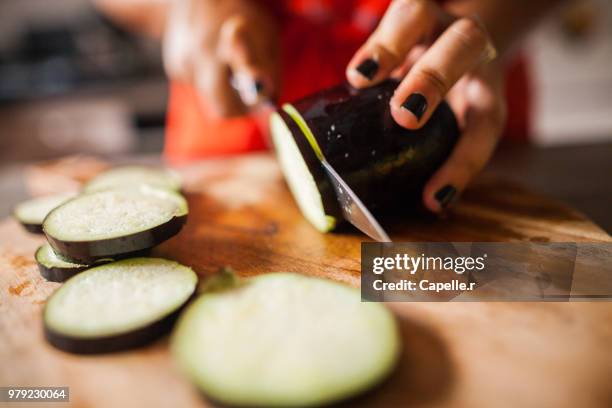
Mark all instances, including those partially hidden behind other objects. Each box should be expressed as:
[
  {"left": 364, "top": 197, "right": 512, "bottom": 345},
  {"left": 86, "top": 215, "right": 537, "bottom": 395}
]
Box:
[{"left": 164, "top": 0, "right": 530, "bottom": 163}]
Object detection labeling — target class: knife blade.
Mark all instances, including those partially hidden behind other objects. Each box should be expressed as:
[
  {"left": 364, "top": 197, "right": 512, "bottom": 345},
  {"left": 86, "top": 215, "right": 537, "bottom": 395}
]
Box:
[{"left": 320, "top": 159, "right": 391, "bottom": 242}]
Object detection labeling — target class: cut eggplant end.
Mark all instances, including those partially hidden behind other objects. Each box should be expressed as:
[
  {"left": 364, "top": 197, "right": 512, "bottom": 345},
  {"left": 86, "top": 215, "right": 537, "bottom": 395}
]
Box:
[
  {"left": 44, "top": 258, "right": 197, "bottom": 354},
  {"left": 281, "top": 104, "right": 324, "bottom": 161},
  {"left": 13, "top": 192, "right": 77, "bottom": 234},
  {"left": 172, "top": 273, "right": 400, "bottom": 407},
  {"left": 43, "top": 185, "right": 188, "bottom": 263},
  {"left": 35, "top": 243, "right": 92, "bottom": 282},
  {"left": 271, "top": 112, "right": 336, "bottom": 233},
  {"left": 83, "top": 165, "right": 182, "bottom": 193}
]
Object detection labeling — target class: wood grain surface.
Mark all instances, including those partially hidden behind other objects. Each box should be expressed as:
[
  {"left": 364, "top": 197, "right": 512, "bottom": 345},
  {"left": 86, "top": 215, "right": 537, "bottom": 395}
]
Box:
[{"left": 1, "top": 153, "right": 611, "bottom": 408}]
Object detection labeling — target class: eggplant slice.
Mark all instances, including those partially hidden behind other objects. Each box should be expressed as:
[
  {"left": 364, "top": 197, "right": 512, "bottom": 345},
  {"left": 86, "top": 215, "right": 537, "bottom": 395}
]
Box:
[
  {"left": 270, "top": 80, "right": 459, "bottom": 232},
  {"left": 83, "top": 165, "right": 182, "bottom": 193},
  {"left": 35, "top": 243, "right": 93, "bottom": 282},
  {"left": 43, "top": 185, "right": 188, "bottom": 263},
  {"left": 271, "top": 113, "right": 336, "bottom": 232},
  {"left": 172, "top": 273, "right": 400, "bottom": 407},
  {"left": 13, "top": 192, "right": 77, "bottom": 234},
  {"left": 44, "top": 258, "right": 197, "bottom": 354}
]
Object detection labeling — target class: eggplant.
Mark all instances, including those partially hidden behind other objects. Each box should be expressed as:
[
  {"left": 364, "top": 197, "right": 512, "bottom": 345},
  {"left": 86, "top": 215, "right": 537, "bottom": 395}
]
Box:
[
  {"left": 83, "top": 165, "right": 182, "bottom": 193},
  {"left": 172, "top": 272, "right": 400, "bottom": 407},
  {"left": 270, "top": 80, "right": 459, "bottom": 232},
  {"left": 35, "top": 243, "right": 125, "bottom": 282},
  {"left": 44, "top": 258, "right": 197, "bottom": 354},
  {"left": 43, "top": 185, "right": 188, "bottom": 263},
  {"left": 35, "top": 243, "right": 93, "bottom": 282},
  {"left": 13, "top": 192, "right": 77, "bottom": 234}
]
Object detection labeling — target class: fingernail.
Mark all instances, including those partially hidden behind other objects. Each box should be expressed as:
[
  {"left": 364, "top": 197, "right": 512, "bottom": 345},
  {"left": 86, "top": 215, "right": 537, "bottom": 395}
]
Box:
[
  {"left": 355, "top": 58, "right": 379, "bottom": 80},
  {"left": 434, "top": 185, "right": 457, "bottom": 209},
  {"left": 253, "top": 80, "right": 264, "bottom": 94},
  {"left": 401, "top": 93, "right": 428, "bottom": 121}
]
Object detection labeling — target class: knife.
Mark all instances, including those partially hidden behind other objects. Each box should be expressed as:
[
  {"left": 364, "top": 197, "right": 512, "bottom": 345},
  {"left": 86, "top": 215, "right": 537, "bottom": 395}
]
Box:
[
  {"left": 232, "top": 74, "right": 391, "bottom": 242},
  {"left": 319, "top": 160, "right": 391, "bottom": 242}
]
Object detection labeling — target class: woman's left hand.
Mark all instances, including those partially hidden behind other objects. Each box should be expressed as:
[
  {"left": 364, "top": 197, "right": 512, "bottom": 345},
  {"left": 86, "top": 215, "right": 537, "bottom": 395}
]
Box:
[{"left": 346, "top": 0, "right": 506, "bottom": 212}]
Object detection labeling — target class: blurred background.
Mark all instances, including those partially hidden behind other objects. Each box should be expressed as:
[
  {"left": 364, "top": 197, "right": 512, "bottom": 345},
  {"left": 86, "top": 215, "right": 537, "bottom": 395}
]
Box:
[{"left": 0, "top": 0, "right": 610, "bottom": 230}]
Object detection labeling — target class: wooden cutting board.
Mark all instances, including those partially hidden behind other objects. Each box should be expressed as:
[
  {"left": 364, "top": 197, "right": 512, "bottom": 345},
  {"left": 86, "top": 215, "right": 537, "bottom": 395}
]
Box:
[{"left": 1, "top": 153, "right": 611, "bottom": 408}]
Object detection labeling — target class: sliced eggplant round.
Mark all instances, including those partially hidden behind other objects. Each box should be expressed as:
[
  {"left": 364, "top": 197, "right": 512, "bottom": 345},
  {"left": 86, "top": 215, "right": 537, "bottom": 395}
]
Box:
[
  {"left": 44, "top": 257, "right": 198, "bottom": 354},
  {"left": 271, "top": 113, "right": 336, "bottom": 232},
  {"left": 35, "top": 243, "right": 92, "bottom": 282},
  {"left": 83, "top": 165, "right": 181, "bottom": 193},
  {"left": 172, "top": 273, "right": 400, "bottom": 407},
  {"left": 270, "top": 80, "right": 459, "bottom": 232},
  {"left": 13, "top": 192, "right": 77, "bottom": 234},
  {"left": 43, "top": 185, "right": 188, "bottom": 263}
]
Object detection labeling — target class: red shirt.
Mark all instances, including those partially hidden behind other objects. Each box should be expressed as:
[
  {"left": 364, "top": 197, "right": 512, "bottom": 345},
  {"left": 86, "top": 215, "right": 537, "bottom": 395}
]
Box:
[{"left": 164, "top": 0, "right": 530, "bottom": 163}]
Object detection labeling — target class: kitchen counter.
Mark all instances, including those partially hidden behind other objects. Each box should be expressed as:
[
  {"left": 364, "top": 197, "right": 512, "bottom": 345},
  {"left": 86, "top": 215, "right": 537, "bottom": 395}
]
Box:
[
  {"left": 0, "top": 152, "right": 610, "bottom": 408},
  {"left": 487, "top": 141, "right": 612, "bottom": 233}
]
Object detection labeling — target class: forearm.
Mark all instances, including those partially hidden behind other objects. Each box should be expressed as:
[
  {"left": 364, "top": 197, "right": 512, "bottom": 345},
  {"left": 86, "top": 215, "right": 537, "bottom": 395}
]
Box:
[
  {"left": 93, "top": 0, "right": 169, "bottom": 38},
  {"left": 444, "top": 0, "right": 566, "bottom": 57}
]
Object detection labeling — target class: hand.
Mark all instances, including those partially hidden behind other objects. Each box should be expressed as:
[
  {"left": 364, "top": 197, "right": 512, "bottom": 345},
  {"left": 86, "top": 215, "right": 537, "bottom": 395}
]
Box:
[
  {"left": 163, "top": 0, "right": 280, "bottom": 117},
  {"left": 346, "top": 0, "right": 506, "bottom": 213}
]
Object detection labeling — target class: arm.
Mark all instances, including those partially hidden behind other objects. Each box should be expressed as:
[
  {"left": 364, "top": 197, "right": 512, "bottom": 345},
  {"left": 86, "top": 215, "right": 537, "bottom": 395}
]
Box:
[
  {"left": 445, "top": 0, "right": 565, "bottom": 57},
  {"left": 92, "top": 0, "right": 169, "bottom": 38},
  {"left": 93, "top": 0, "right": 280, "bottom": 116}
]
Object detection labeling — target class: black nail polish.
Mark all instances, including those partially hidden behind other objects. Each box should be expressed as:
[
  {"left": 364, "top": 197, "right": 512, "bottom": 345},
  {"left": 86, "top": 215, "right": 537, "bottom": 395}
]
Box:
[
  {"left": 253, "top": 80, "right": 264, "bottom": 94},
  {"left": 401, "top": 93, "right": 428, "bottom": 121},
  {"left": 435, "top": 185, "right": 457, "bottom": 209},
  {"left": 355, "top": 59, "right": 379, "bottom": 80}
]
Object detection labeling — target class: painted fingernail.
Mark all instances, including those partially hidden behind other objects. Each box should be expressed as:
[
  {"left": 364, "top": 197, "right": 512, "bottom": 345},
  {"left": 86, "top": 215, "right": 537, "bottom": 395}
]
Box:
[
  {"left": 434, "top": 185, "right": 457, "bottom": 209},
  {"left": 253, "top": 80, "right": 264, "bottom": 94},
  {"left": 355, "top": 58, "right": 379, "bottom": 80},
  {"left": 401, "top": 93, "right": 428, "bottom": 121}
]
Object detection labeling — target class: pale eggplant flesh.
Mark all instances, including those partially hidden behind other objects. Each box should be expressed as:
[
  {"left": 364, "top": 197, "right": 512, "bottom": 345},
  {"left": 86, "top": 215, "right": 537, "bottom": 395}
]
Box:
[
  {"left": 172, "top": 272, "right": 400, "bottom": 407},
  {"left": 44, "top": 258, "right": 198, "bottom": 354},
  {"left": 83, "top": 165, "right": 182, "bottom": 193},
  {"left": 43, "top": 185, "right": 188, "bottom": 264},
  {"left": 13, "top": 192, "right": 77, "bottom": 234}
]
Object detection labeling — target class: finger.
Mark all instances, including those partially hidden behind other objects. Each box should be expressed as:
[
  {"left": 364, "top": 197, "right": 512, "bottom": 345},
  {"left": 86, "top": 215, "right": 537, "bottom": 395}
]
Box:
[
  {"left": 390, "top": 16, "right": 493, "bottom": 129},
  {"left": 346, "top": 0, "right": 437, "bottom": 88},
  {"left": 389, "top": 45, "right": 427, "bottom": 80},
  {"left": 193, "top": 57, "right": 247, "bottom": 117},
  {"left": 422, "top": 75, "right": 506, "bottom": 213},
  {"left": 162, "top": 0, "right": 195, "bottom": 83},
  {"left": 218, "top": 15, "right": 276, "bottom": 105},
  {"left": 446, "top": 77, "right": 470, "bottom": 128}
]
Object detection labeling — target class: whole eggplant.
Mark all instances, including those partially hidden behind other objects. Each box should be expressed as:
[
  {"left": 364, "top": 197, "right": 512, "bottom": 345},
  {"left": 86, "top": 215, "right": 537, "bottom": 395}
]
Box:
[{"left": 274, "top": 80, "right": 460, "bottom": 227}]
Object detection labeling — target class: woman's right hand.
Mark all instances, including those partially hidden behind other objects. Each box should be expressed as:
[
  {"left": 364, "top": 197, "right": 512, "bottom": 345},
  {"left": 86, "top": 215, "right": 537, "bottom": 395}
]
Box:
[{"left": 163, "top": 0, "right": 280, "bottom": 117}]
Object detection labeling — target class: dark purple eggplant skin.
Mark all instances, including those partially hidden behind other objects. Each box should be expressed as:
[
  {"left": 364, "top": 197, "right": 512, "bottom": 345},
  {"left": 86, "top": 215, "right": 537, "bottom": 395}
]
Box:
[
  {"left": 37, "top": 249, "right": 153, "bottom": 282},
  {"left": 44, "top": 215, "right": 187, "bottom": 264},
  {"left": 37, "top": 263, "right": 90, "bottom": 283},
  {"left": 43, "top": 292, "right": 196, "bottom": 354},
  {"left": 20, "top": 222, "right": 44, "bottom": 234},
  {"left": 284, "top": 80, "right": 460, "bottom": 216}
]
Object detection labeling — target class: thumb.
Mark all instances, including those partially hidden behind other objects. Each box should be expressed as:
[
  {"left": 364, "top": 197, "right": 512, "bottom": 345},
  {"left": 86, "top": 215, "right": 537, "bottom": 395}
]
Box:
[{"left": 218, "top": 15, "right": 275, "bottom": 106}]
